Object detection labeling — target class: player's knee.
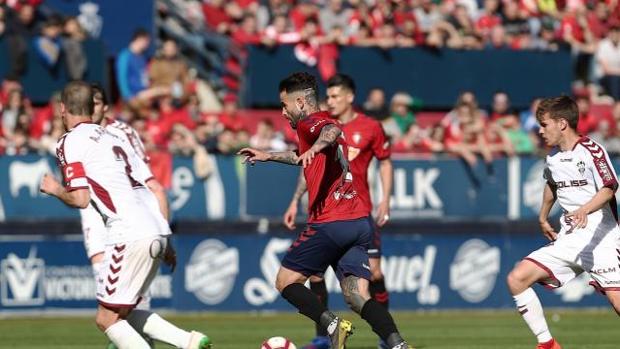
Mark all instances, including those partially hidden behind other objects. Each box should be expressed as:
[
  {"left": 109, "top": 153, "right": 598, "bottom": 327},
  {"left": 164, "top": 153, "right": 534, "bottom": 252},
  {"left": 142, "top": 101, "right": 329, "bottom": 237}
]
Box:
[
  {"left": 370, "top": 268, "right": 383, "bottom": 282},
  {"left": 506, "top": 268, "right": 529, "bottom": 293},
  {"left": 341, "top": 276, "right": 369, "bottom": 313}
]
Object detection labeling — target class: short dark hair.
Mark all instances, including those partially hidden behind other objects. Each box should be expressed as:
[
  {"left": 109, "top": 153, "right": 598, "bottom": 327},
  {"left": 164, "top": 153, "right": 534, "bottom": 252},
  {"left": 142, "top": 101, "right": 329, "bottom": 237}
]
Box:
[
  {"left": 536, "top": 96, "right": 579, "bottom": 130},
  {"left": 61, "top": 81, "right": 94, "bottom": 116},
  {"left": 327, "top": 74, "right": 356, "bottom": 94},
  {"left": 91, "top": 83, "right": 108, "bottom": 105},
  {"left": 279, "top": 72, "right": 319, "bottom": 104},
  {"left": 131, "top": 28, "right": 150, "bottom": 42}
]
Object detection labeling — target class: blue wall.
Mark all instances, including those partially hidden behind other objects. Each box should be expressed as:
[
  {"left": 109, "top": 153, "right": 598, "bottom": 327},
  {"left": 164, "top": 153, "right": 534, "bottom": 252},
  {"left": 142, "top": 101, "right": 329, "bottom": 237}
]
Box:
[
  {"left": 244, "top": 46, "right": 573, "bottom": 109},
  {"left": 0, "top": 39, "right": 107, "bottom": 104},
  {"left": 45, "top": 0, "right": 154, "bottom": 55}
]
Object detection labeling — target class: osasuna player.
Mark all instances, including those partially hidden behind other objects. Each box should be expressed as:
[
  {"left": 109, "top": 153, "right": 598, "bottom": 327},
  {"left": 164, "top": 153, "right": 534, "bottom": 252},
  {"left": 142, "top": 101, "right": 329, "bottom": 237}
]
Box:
[
  {"left": 39, "top": 81, "right": 211, "bottom": 349},
  {"left": 507, "top": 96, "right": 620, "bottom": 349},
  {"left": 283, "top": 74, "right": 393, "bottom": 349},
  {"left": 238, "top": 72, "right": 413, "bottom": 349}
]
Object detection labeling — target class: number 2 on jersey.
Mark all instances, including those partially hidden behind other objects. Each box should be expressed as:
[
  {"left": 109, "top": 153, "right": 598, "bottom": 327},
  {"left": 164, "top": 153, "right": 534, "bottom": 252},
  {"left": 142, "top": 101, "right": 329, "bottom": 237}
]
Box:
[{"left": 112, "top": 146, "right": 142, "bottom": 187}]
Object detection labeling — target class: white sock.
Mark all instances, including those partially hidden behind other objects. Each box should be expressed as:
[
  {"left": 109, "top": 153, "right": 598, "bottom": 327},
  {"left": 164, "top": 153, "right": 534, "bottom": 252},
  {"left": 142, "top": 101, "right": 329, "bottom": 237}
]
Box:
[
  {"left": 105, "top": 320, "right": 151, "bottom": 349},
  {"left": 513, "top": 288, "right": 552, "bottom": 343},
  {"left": 127, "top": 310, "right": 192, "bottom": 348}
]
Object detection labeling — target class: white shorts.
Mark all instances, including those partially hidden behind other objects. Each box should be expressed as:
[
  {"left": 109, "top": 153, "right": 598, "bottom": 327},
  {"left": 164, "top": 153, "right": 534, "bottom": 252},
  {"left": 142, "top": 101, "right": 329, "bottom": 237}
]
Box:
[
  {"left": 96, "top": 236, "right": 166, "bottom": 309},
  {"left": 81, "top": 205, "right": 107, "bottom": 259},
  {"left": 526, "top": 226, "right": 620, "bottom": 292}
]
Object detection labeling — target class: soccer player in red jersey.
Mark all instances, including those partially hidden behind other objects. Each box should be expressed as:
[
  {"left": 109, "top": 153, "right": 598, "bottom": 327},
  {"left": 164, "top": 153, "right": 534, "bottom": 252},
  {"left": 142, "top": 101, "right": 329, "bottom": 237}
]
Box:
[
  {"left": 283, "top": 74, "right": 393, "bottom": 349},
  {"left": 238, "top": 72, "right": 413, "bottom": 349}
]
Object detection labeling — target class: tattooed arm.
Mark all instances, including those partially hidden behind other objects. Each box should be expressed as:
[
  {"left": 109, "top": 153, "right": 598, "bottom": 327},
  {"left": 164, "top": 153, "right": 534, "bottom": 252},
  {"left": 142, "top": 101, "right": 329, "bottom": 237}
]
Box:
[
  {"left": 283, "top": 170, "right": 307, "bottom": 230},
  {"left": 298, "top": 124, "right": 342, "bottom": 168},
  {"left": 238, "top": 148, "right": 300, "bottom": 166}
]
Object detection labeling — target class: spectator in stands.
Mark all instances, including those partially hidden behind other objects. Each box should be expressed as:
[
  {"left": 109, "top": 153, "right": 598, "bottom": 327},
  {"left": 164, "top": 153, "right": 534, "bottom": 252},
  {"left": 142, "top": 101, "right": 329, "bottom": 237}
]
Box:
[
  {"left": 500, "top": 0, "right": 530, "bottom": 49},
  {"left": 475, "top": 0, "right": 501, "bottom": 43},
  {"left": 362, "top": 87, "right": 389, "bottom": 121},
  {"left": 256, "top": 0, "right": 292, "bottom": 31},
  {"left": 495, "top": 111, "right": 534, "bottom": 155},
  {"left": 589, "top": 118, "right": 620, "bottom": 155},
  {"left": 218, "top": 94, "right": 243, "bottom": 131},
  {"left": 2, "top": 88, "right": 26, "bottom": 140},
  {"left": 62, "top": 16, "right": 87, "bottom": 80},
  {"left": 149, "top": 39, "right": 189, "bottom": 101},
  {"left": 35, "top": 111, "right": 64, "bottom": 155},
  {"left": 202, "top": 0, "right": 236, "bottom": 34},
  {"left": 33, "top": 16, "right": 63, "bottom": 72},
  {"left": 249, "top": 118, "right": 287, "bottom": 151},
  {"left": 319, "top": 0, "right": 352, "bottom": 38},
  {"left": 116, "top": 28, "right": 167, "bottom": 102},
  {"left": 595, "top": 24, "right": 620, "bottom": 101},
  {"left": 382, "top": 92, "right": 416, "bottom": 141},
  {"left": 575, "top": 94, "right": 599, "bottom": 135},
  {"left": 489, "top": 91, "right": 513, "bottom": 121},
  {"left": 413, "top": 0, "right": 442, "bottom": 36},
  {"left": 442, "top": 101, "right": 493, "bottom": 167},
  {"left": 561, "top": 5, "right": 597, "bottom": 84},
  {"left": 4, "top": 3, "right": 36, "bottom": 78},
  {"left": 263, "top": 14, "right": 301, "bottom": 44},
  {"left": 392, "top": 123, "right": 443, "bottom": 153}
]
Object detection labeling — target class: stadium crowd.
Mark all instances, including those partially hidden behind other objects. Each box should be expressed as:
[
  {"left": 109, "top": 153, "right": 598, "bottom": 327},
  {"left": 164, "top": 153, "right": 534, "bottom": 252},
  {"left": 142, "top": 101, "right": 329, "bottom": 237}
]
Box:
[{"left": 1, "top": 0, "right": 620, "bottom": 183}]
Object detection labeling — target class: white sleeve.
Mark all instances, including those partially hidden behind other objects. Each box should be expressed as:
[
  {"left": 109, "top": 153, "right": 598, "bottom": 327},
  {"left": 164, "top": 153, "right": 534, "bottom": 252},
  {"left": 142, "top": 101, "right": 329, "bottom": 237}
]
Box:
[
  {"left": 55, "top": 134, "right": 89, "bottom": 191},
  {"left": 124, "top": 142, "right": 154, "bottom": 184}
]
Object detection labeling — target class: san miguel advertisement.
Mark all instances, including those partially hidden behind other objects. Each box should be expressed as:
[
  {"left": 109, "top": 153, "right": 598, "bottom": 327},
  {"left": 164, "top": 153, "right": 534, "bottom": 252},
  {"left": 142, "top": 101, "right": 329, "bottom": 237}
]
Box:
[{"left": 0, "top": 232, "right": 607, "bottom": 313}]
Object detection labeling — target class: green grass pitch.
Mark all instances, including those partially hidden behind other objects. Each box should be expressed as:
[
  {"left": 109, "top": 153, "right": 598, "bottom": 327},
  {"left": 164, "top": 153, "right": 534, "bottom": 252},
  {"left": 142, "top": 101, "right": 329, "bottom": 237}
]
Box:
[{"left": 1, "top": 310, "right": 619, "bottom": 348}]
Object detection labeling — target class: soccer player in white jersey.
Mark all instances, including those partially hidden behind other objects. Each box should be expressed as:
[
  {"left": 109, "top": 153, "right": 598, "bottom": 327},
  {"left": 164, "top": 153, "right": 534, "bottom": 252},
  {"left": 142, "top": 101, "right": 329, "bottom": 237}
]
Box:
[
  {"left": 507, "top": 96, "right": 620, "bottom": 349},
  {"left": 40, "top": 81, "right": 211, "bottom": 349}
]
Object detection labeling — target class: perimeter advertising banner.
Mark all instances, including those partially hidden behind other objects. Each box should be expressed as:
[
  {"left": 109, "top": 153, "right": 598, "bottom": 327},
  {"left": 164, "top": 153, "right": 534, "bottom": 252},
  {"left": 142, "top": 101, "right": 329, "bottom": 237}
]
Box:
[
  {"left": 0, "top": 232, "right": 607, "bottom": 312},
  {"left": 0, "top": 155, "right": 615, "bottom": 221}
]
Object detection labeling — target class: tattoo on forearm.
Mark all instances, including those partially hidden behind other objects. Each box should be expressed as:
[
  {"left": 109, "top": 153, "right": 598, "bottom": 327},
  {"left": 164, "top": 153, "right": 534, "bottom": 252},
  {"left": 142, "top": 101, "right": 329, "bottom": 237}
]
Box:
[
  {"left": 270, "top": 151, "right": 299, "bottom": 165},
  {"left": 292, "top": 171, "right": 307, "bottom": 201},
  {"left": 312, "top": 124, "right": 341, "bottom": 150}
]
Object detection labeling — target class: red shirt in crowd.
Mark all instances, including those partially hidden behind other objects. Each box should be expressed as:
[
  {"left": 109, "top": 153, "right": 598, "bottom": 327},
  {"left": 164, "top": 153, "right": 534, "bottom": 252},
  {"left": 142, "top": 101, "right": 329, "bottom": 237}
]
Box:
[{"left": 296, "top": 111, "right": 366, "bottom": 223}]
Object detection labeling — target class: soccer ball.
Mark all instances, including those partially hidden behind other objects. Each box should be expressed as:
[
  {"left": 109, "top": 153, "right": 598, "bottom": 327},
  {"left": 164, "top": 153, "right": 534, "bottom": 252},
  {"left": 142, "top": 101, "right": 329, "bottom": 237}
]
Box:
[{"left": 260, "top": 336, "right": 297, "bottom": 349}]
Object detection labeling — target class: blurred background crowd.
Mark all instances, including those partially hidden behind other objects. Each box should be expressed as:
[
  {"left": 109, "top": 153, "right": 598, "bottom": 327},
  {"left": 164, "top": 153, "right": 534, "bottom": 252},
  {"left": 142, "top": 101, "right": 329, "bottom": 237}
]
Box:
[{"left": 1, "top": 0, "right": 620, "bottom": 180}]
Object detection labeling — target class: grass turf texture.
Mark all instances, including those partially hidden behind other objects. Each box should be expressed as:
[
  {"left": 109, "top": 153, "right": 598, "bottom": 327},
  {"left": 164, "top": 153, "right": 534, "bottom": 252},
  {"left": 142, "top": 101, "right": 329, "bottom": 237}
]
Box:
[{"left": 1, "top": 310, "right": 618, "bottom": 349}]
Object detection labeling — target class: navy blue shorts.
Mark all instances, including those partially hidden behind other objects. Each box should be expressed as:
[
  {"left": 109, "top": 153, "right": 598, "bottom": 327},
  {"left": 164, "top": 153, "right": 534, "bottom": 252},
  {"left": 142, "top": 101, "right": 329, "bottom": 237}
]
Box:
[
  {"left": 366, "top": 216, "right": 382, "bottom": 259},
  {"left": 281, "top": 217, "right": 372, "bottom": 281}
]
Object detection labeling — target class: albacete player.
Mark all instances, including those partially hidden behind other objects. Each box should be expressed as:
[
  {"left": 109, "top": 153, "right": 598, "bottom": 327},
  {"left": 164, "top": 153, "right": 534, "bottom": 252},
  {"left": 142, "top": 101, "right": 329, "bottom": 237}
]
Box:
[
  {"left": 40, "top": 81, "right": 211, "bottom": 349},
  {"left": 507, "top": 96, "right": 620, "bottom": 349}
]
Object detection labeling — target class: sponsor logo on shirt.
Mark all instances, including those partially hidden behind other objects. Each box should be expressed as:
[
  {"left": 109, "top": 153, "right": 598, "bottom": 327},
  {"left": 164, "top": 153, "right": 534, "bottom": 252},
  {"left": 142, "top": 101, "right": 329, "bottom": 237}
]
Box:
[{"left": 556, "top": 179, "right": 588, "bottom": 188}]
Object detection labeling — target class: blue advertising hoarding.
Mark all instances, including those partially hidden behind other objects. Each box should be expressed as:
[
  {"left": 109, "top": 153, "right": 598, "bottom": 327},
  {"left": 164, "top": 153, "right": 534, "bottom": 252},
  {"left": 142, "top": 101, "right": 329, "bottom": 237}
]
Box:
[
  {"left": 0, "top": 155, "right": 615, "bottom": 222},
  {"left": 0, "top": 231, "right": 607, "bottom": 313}
]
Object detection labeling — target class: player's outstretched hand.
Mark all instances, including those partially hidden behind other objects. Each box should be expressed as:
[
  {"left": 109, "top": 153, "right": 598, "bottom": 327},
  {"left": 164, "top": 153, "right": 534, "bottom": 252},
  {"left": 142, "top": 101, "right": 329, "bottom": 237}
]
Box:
[
  {"left": 566, "top": 208, "right": 588, "bottom": 230},
  {"left": 540, "top": 220, "right": 558, "bottom": 241},
  {"left": 297, "top": 148, "right": 317, "bottom": 168},
  {"left": 283, "top": 203, "right": 298, "bottom": 230},
  {"left": 39, "top": 173, "right": 61, "bottom": 196},
  {"left": 163, "top": 241, "right": 177, "bottom": 273},
  {"left": 238, "top": 147, "right": 270, "bottom": 165},
  {"left": 375, "top": 200, "right": 390, "bottom": 227}
]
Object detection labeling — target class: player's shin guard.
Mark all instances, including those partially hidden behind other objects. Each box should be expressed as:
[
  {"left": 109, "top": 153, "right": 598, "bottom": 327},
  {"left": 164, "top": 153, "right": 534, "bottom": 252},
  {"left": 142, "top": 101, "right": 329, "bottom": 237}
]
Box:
[
  {"left": 126, "top": 310, "right": 193, "bottom": 348},
  {"left": 369, "top": 278, "right": 389, "bottom": 309},
  {"left": 310, "top": 279, "right": 329, "bottom": 337},
  {"left": 282, "top": 283, "right": 331, "bottom": 324},
  {"left": 105, "top": 320, "right": 151, "bottom": 349},
  {"left": 513, "top": 288, "right": 552, "bottom": 343},
  {"left": 360, "top": 299, "right": 403, "bottom": 347}
]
